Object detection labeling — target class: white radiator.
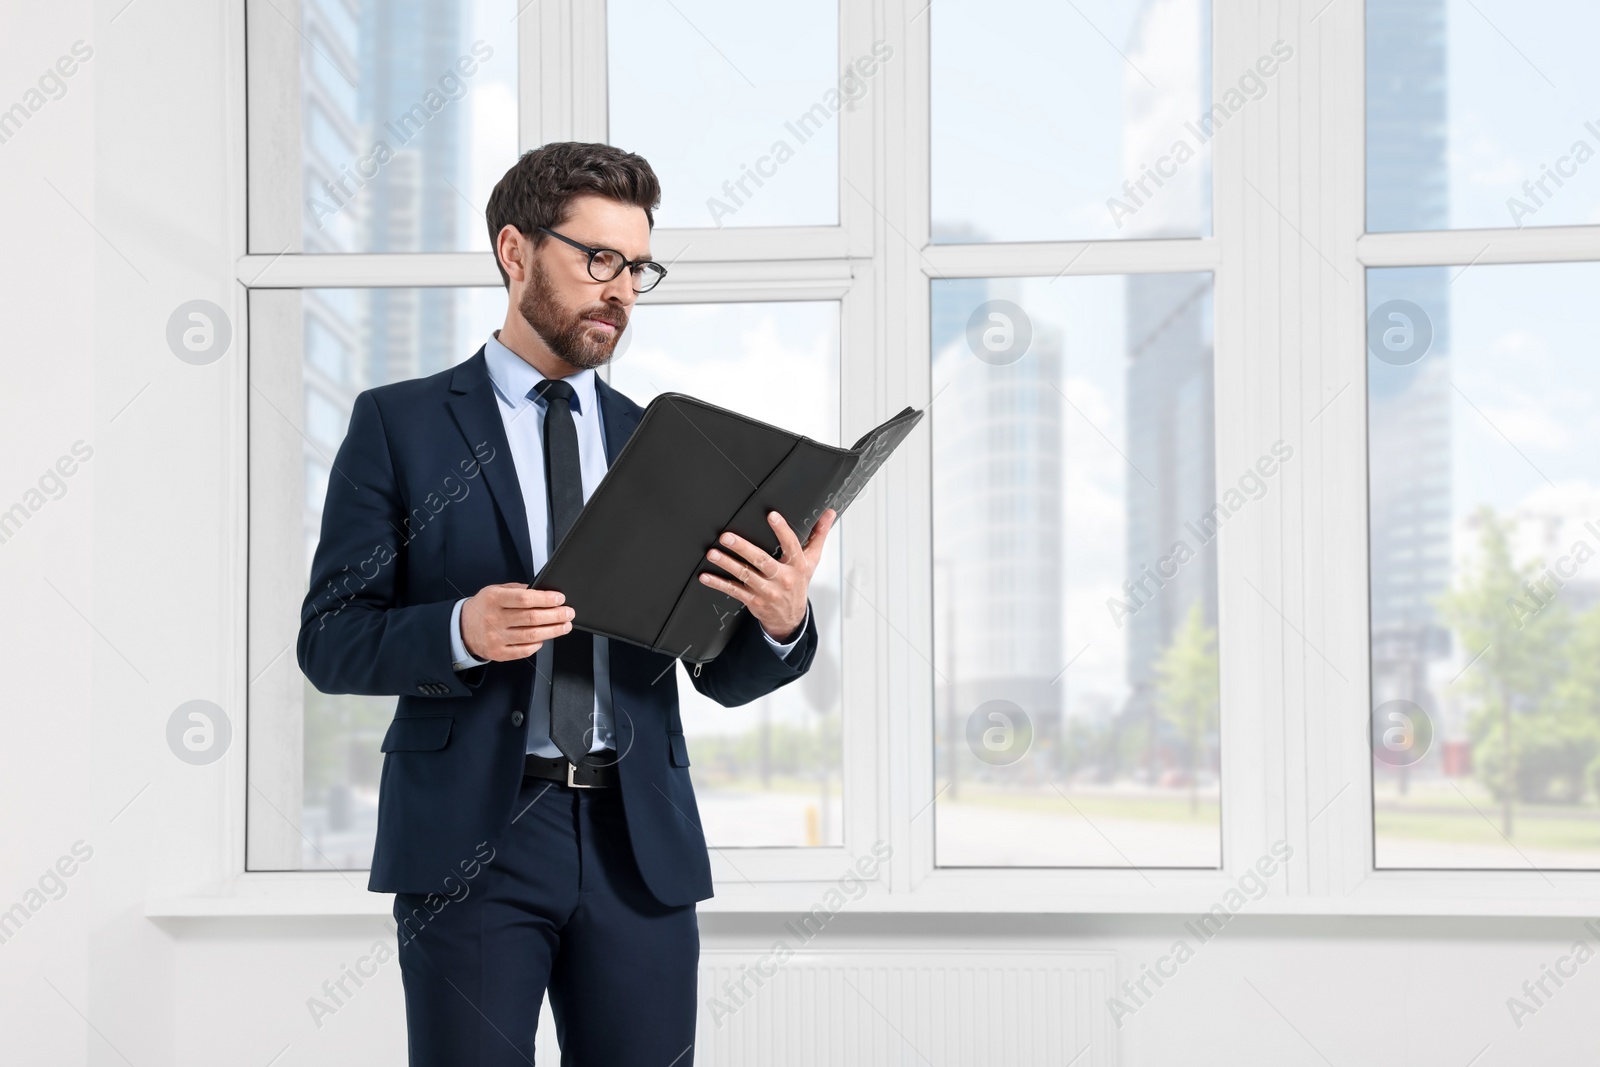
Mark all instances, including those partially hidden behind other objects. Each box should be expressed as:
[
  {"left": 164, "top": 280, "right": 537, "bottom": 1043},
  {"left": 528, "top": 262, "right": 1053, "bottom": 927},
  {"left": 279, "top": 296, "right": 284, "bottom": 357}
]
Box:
[{"left": 693, "top": 947, "right": 1119, "bottom": 1066}]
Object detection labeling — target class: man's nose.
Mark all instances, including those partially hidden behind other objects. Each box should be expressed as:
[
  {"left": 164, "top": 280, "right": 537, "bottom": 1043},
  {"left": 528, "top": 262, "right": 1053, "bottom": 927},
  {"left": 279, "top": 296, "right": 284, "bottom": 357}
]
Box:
[{"left": 599, "top": 273, "right": 637, "bottom": 305}]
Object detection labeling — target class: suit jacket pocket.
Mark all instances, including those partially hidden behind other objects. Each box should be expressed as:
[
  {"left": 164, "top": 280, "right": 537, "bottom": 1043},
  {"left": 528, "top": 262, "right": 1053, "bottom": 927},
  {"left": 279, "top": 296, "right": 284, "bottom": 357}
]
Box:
[
  {"left": 667, "top": 730, "right": 691, "bottom": 767},
  {"left": 381, "top": 715, "right": 454, "bottom": 752}
]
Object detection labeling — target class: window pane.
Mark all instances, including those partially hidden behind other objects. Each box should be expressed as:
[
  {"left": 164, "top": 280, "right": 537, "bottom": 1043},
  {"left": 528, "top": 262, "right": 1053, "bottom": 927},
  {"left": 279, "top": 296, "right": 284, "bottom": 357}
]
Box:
[
  {"left": 296, "top": 0, "right": 518, "bottom": 252},
  {"left": 608, "top": 302, "right": 843, "bottom": 846},
  {"left": 932, "top": 273, "right": 1220, "bottom": 867},
  {"left": 932, "top": 0, "right": 1213, "bottom": 243},
  {"left": 250, "top": 287, "right": 506, "bottom": 872},
  {"left": 607, "top": 0, "right": 840, "bottom": 228},
  {"left": 1367, "top": 0, "right": 1600, "bottom": 232},
  {"left": 1369, "top": 262, "right": 1600, "bottom": 869}
]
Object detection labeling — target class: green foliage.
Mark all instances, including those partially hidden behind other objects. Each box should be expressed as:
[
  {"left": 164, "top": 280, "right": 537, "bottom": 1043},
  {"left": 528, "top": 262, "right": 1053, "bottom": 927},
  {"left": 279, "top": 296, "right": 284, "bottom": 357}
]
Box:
[
  {"left": 1114, "top": 711, "right": 1151, "bottom": 771},
  {"left": 1154, "top": 602, "right": 1219, "bottom": 810},
  {"left": 691, "top": 716, "right": 839, "bottom": 780},
  {"left": 1475, "top": 713, "right": 1600, "bottom": 804},
  {"left": 1436, "top": 506, "right": 1600, "bottom": 814}
]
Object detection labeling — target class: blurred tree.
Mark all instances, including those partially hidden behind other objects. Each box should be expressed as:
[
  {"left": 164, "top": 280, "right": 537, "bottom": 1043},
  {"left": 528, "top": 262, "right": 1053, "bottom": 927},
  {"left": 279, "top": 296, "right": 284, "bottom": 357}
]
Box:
[
  {"left": 1437, "top": 507, "right": 1569, "bottom": 834},
  {"left": 1550, "top": 603, "right": 1600, "bottom": 805},
  {"left": 1155, "top": 602, "right": 1219, "bottom": 813}
]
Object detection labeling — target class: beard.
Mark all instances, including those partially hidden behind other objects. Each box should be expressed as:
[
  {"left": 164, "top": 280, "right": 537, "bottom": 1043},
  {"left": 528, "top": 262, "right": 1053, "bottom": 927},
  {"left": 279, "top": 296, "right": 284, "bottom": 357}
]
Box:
[{"left": 517, "top": 262, "right": 627, "bottom": 371}]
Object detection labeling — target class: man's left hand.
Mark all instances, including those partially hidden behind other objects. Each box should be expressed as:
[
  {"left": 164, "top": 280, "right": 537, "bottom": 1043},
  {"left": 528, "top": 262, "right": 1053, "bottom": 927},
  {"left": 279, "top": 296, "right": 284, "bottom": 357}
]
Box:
[{"left": 700, "top": 508, "right": 836, "bottom": 643}]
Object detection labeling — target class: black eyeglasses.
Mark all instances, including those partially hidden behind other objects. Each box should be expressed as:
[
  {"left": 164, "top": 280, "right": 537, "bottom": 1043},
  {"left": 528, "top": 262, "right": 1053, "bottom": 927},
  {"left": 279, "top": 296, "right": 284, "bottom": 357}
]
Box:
[{"left": 536, "top": 226, "right": 668, "bottom": 293}]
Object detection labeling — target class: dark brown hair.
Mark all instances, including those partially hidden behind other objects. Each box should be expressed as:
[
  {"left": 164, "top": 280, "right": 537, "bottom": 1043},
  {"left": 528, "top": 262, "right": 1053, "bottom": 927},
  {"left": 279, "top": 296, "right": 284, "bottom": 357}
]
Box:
[{"left": 484, "top": 141, "right": 662, "bottom": 288}]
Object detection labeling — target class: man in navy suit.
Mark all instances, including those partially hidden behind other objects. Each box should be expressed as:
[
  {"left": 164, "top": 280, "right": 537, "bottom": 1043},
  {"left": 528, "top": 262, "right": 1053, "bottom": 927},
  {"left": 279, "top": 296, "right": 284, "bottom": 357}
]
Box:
[{"left": 297, "top": 141, "right": 836, "bottom": 1066}]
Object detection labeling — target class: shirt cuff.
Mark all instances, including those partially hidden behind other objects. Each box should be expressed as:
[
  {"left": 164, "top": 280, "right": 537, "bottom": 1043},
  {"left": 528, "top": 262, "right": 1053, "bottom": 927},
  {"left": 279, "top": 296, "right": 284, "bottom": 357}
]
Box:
[
  {"left": 759, "top": 603, "right": 809, "bottom": 658},
  {"left": 450, "top": 597, "right": 489, "bottom": 670}
]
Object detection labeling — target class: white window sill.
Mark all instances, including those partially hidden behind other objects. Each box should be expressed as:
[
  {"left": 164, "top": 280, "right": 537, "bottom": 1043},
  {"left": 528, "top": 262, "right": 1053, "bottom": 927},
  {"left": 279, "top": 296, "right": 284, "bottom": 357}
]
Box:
[{"left": 144, "top": 873, "right": 1600, "bottom": 919}]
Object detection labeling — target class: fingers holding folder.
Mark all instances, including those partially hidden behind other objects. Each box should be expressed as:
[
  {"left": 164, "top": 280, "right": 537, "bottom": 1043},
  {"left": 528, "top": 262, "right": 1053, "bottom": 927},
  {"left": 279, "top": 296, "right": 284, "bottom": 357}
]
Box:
[{"left": 700, "top": 507, "right": 838, "bottom": 644}]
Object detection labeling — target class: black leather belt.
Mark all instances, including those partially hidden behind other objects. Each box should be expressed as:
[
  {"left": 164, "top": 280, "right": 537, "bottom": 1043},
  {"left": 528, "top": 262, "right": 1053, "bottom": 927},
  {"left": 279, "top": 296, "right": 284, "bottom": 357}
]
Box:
[{"left": 523, "top": 751, "right": 618, "bottom": 788}]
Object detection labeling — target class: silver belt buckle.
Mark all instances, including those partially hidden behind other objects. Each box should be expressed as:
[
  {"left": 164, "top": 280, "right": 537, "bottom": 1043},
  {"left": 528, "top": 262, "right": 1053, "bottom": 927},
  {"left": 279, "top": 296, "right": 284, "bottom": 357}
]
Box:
[{"left": 566, "top": 761, "right": 594, "bottom": 788}]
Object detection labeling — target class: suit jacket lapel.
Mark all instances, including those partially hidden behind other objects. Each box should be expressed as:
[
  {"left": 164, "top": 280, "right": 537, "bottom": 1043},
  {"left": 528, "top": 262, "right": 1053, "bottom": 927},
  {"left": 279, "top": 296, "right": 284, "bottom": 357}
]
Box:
[
  {"left": 444, "top": 357, "right": 641, "bottom": 585},
  {"left": 595, "top": 375, "right": 641, "bottom": 466},
  {"left": 446, "top": 347, "right": 538, "bottom": 583}
]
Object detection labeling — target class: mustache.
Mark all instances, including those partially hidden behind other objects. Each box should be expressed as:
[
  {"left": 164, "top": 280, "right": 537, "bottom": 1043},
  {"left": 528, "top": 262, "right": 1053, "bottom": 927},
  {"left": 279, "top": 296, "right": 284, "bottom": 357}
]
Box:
[{"left": 580, "top": 308, "right": 625, "bottom": 329}]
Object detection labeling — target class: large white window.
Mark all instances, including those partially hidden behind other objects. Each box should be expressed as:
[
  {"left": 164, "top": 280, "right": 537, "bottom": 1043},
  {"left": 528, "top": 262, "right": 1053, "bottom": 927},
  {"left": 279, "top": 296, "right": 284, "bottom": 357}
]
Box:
[
  {"left": 230, "top": 0, "right": 1600, "bottom": 912},
  {"left": 1364, "top": 0, "right": 1600, "bottom": 872},
  {"left": 931, "top": 272, "right": 1221, "bottom": 869},
  {"left": 608, "top": 0, "right": 842, "bottom": 228},
  {"left": 931, "top": 0, "right": 1213, "bottom": 242},
  {"left": 926, "top": 0, "right": 1221, "bottom": 873},
  {"left": 244, "top": 0, "right": 869, "bottom": 881}
]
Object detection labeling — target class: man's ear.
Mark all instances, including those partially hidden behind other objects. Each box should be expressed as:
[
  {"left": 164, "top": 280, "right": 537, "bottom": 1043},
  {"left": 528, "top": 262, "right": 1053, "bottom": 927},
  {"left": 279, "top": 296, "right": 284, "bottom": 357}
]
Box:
[{"left": 496, "top": 225, "right": 529, "bottom": 284}]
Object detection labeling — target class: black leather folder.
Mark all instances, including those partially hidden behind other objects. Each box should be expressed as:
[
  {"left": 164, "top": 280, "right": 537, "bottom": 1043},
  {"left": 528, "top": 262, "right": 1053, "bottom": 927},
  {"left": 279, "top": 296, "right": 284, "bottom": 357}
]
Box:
[{"left": 532, "top": 393, "right": 924, "bottom": 664}]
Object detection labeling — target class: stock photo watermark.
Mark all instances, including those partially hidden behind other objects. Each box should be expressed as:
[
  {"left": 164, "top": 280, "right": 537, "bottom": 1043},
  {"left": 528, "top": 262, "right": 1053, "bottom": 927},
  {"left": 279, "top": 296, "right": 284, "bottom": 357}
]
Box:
[
  {"left": 393, "top": 840, "right": 497, "bottom": 946},
  {"left": 306, "top": 934, "right": 397, "bottom": 1029},
  {"left": 0, "top": 40, "right": 93, "bottom": 148},
  {"left": 0, "top": 841, "right": 94, "bottom": 947},
  {"left": 965, "top": 299, "right": 1031, "bottom": 366},
  {"left": 1504, "top": 120, "right": 1600, "bottom": 227},
  {"left": 0, "top": 440, "right": 94, "bottom": 548},
  {"left": 1505, "top": 523, "right": 1600, "bottom": 630},
  {"left": 1106, "top": 839, "right": 1294, "bottom": 1028},
  {"left": 1107, "top": 441, "right": 1295, "bottom": 628},
  {"left": 705, "top": 40, "right": 894, "bottom": 226},
  {"left": 308, "top": 443, "right": 497, "bottom": 630},
  {"left": 1107, "top": 40, "right": 1295, "bottom": 230},
  {"left": 1372, "top": 699, "right": 1434, "bottom": 767},
  {"left": 967, "top": 699, "right": 1033, "bottom": 766},
  {"left": 705, "top": 840, "right": 893, "bottom": 1028},
  {"left": 306, "top": 41, "right": 497, "bottom": 231},
  {"left": 1505, "top": 922, "right": 1600, "bottom": 1030},
  {"left": 1368, "top": 299, "right": 1434, "bottom": 366},
  {"left": 167, "top": 699, "right": 232, "bottom": 766},
  {"left": 167, "top": 300, "right": 232, "bottom": 365}
]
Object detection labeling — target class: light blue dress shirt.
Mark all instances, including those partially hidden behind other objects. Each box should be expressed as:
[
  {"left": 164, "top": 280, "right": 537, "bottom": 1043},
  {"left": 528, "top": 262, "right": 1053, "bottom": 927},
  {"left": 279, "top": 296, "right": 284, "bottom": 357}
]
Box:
[{"left": 449, "top": 332, "right": 807, "bottom": 756}]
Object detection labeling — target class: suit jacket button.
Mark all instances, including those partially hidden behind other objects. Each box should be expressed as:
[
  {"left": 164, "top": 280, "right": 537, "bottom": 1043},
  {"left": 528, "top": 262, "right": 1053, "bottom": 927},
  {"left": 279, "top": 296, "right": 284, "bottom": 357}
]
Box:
[
  {"left": 511, "top": 710, "right": 524, "bottom": 727},
  {"left": 416, "top": 685, "right": 429, "bottom": 695}
]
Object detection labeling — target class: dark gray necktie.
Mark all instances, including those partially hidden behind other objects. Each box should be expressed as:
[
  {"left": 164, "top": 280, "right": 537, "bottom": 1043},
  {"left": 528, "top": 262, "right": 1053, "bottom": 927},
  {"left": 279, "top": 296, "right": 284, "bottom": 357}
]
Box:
[{"left": 532, "top": 378, "right": 594, "bottom": 765}]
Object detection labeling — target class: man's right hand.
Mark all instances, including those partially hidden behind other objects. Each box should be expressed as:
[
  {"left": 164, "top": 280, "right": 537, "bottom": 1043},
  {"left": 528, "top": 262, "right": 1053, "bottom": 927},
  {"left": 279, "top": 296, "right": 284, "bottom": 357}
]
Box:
[{"left": 461, "top": 583, "right": 574, "bottom": 661}]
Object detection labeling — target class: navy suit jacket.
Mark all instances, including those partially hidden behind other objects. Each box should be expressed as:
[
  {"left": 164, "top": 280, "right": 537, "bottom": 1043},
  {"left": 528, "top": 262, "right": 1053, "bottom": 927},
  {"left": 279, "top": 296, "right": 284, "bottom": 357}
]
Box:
[{"left": 296, "top": 346, "right": 818, "bottom": 906}]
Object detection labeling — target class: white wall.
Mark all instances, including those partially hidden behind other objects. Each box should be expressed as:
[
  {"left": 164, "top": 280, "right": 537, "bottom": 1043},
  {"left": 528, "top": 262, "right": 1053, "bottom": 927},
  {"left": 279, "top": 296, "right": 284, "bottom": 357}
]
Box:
[
  {"left": 1, "top": 1, "right": 1597, "bottom": 1064},
  {"left": 142, "top": 913, "right": 1600, "bottom": 1065},
  {"left": 2, "top": 0, "right": 101, "bottom": 1063}
]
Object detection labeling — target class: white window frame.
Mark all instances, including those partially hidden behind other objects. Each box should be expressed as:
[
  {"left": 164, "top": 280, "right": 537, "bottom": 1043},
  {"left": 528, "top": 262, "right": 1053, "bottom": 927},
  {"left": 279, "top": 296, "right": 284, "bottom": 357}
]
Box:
[{"left": 151, "top": 0, "right": 1600, "bottom": 919}]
